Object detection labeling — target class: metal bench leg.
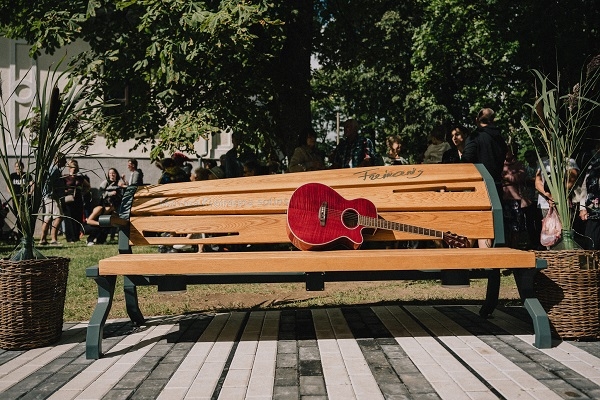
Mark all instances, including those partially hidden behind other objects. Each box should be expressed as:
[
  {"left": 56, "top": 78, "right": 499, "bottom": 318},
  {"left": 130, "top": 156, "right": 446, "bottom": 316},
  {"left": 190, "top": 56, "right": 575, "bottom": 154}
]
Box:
[
  {"left": 513, "top": 268, "right": 552, "bottom": 348},
  {"left": 480, "top": 269, "right": 500, "bottom": 318},
  {"left": 86, "top": 274, "right": 117, "bottom": 359},
  {"left": 524, "top": 298, "right": 552, "bottom": 348},
  {"left": 124, "top": 276, "right": 145, "bottom": 326}
]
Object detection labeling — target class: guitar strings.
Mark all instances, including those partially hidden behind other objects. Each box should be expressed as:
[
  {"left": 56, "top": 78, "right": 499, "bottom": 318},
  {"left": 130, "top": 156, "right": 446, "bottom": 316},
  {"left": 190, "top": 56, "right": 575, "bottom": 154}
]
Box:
[
  {"left": 320, "top": 206, "right": 410, "bottom": 227},
  {"left": 320, "top": 206, "right": 440, "bottom": 235},
  {"left": 296, "top": 202, "right": 465, "bottom": 245}
]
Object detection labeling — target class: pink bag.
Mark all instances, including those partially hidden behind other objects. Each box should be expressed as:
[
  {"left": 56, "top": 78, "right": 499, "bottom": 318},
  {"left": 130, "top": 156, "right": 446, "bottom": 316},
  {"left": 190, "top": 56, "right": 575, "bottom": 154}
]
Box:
[{"left": 540, "top": 206, "right": 562, "bottom": 247}]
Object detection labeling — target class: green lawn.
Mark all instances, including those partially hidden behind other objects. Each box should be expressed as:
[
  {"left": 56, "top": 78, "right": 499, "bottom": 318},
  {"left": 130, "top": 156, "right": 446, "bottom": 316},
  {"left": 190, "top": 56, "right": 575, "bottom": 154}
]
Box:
[
  {"left": 1, "top": 241, "right": 121, "bottom": 321},
  {"left": 1, "top": 240, "right": 521, "bottom": 322}
]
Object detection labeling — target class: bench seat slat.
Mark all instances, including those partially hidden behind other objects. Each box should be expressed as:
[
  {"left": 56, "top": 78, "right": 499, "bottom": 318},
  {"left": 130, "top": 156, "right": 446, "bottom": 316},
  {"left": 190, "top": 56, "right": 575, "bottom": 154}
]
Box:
[
  {"left": 132, "top": 164, "right": 486, "bottom": 198},
  {"left": 98, "top": 248, "right": 536, "bottom": 275}
]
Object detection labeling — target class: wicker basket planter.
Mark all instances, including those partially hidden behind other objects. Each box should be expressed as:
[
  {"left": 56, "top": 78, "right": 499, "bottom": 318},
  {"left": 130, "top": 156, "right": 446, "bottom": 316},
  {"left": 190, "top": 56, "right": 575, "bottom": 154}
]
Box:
[
  {"left": 0, "top": 257, "right": 70, "bottom": 350},
  {"left": 534, "top": 250, "right": 600, "bottom": 340}
]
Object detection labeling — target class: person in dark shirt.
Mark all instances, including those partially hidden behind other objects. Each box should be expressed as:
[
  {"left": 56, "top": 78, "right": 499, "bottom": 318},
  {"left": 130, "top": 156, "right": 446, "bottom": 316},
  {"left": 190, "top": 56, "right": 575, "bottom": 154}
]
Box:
[
  {"left": 331, "top": 119, "right": 376, "bottom": 168},
  {"left": 462, "top": 108, "right": 508, "bottom": 184},
  {"left": 9, "top": 161, "right": 32, "bottom": 196},
  {"left": 62, "top": 159, "right": 91, "bottom": 242},
  {"left": 158, "top": 158, "right": 190, "bottom": 184},
  {"left": 7, "top": 161, "right": 32, "bottom": 235},
  {"left": 462, "top": 108, "right": 508, "bottom": 249},
  {"left": 224, "top": 132, "right": 256, "bottom": 178},
  {"left": 442, "top": 125, "right": 469, "bottom": 164}
]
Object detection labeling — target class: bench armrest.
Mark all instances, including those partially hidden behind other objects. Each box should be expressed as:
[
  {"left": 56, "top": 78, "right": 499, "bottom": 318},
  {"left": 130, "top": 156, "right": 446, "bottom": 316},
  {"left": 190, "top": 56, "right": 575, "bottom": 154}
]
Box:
[{"left": 98, "top": 214, "right": 129, "bottom": 228}]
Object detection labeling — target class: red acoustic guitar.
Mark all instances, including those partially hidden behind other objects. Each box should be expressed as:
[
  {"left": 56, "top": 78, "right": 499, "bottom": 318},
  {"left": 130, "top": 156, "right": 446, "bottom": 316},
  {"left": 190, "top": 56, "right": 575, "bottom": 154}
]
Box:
[{"left": 286, "top": 182, "right": 470, "bottom": 251}]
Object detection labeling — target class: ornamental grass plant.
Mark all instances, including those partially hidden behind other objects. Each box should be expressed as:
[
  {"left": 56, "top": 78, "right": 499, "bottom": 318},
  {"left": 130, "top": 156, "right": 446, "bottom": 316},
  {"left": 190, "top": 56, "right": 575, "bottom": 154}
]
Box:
[
  {"left": 520, "top": 56, "right": 600, "bottom": 249},
  {"left": 0, "top": 61, "right": 100, "bottom": 260}
]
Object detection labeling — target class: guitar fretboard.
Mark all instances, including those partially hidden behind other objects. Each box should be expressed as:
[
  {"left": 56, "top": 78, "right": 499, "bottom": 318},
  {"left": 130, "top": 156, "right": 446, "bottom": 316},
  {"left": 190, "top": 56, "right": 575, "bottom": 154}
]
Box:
[{"left": 358, "top": 215, "right": 444, "bottom": 239}]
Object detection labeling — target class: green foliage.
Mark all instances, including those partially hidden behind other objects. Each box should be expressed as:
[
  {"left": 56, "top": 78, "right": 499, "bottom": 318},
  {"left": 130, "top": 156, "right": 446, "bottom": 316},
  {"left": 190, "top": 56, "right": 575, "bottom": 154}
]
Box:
[
  {"left": 150, "top": 109, "right": 221, "bottom": 160},
  {"left": 313, "top": 0, "right": 600, "bottom": 160},
  {"left": 313, "top": 1, "right": 419, "bottom": 157},
  {"left": 1, "top": 0, "right": 599, "bottom": 163},
  {"left": 78, "top": 0, "right": 286, "bottom": 158},
  {"left": 0, "top": 1, "right": 88, "bottom": 56}
]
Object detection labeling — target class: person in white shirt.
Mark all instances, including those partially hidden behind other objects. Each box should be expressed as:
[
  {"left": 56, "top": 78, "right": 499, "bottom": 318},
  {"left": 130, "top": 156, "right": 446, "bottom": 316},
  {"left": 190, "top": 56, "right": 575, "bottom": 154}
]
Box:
[{"left": 120, "top": 158, "right": 144, "bottom": 186}]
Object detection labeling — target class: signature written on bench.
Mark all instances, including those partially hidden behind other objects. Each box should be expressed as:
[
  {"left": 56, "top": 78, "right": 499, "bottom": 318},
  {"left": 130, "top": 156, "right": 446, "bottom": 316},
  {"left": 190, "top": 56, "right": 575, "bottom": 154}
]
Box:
[
  {"left": 158, "top": 196, "right": 289, "bottom": 208},
  {"left": 287, "top": 182, "right": 470, "bottom": 251},
  {"left": 354, "top": 167, "right": 424, "bottom": 181}
]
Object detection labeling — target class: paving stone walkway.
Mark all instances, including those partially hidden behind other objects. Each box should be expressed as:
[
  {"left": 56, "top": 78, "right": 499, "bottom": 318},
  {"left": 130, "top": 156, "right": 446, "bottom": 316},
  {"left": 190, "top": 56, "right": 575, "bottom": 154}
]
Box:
[{"left": 1, "top": 304, "right": 599, "bottom": 399}]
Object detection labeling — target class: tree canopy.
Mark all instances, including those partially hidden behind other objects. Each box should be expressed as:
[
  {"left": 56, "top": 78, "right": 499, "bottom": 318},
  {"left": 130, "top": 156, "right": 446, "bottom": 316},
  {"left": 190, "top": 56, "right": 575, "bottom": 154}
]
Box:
[{"left": 1, "top": 0, "right": 599, "bottom": 163}]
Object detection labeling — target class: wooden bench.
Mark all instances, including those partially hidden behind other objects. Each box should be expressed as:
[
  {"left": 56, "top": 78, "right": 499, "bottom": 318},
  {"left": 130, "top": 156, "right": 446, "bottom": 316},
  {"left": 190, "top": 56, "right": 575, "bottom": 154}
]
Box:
[{"left": 85, "top": 163, "right": 551, "bottom": 359}]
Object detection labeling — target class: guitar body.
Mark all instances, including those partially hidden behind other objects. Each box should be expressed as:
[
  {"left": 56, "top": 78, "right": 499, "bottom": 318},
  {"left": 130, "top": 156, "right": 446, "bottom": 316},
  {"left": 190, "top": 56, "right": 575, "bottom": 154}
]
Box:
[{"left": 287, "top": 182, "right": 377, "bottom": 251}]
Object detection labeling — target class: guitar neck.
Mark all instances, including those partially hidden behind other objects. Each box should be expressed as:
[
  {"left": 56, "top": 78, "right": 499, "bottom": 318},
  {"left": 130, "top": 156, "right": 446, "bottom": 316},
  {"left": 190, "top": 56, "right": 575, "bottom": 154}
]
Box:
[{"left": 358, "top": 215, "right": 444, "bottom": 239}]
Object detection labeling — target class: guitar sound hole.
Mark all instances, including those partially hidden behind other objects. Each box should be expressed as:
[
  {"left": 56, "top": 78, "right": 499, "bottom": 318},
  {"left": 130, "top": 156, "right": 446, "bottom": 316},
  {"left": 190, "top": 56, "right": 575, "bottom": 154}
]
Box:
[{"left": 342, "top": 209, "right": 359, "bottom": 228}]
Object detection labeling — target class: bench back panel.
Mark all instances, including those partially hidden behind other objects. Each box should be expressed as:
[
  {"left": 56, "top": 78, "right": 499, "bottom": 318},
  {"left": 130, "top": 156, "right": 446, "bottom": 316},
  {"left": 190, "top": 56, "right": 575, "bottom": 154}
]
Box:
[{"left": 125, "top": 164, "right": 496, "bottom": 247}]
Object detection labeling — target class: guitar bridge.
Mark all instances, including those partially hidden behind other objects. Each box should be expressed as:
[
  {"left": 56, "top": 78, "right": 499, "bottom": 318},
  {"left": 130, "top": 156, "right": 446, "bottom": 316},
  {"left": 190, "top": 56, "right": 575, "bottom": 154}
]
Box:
[{"left": 319, "top": 201, "right": 328, "bottom": 226}]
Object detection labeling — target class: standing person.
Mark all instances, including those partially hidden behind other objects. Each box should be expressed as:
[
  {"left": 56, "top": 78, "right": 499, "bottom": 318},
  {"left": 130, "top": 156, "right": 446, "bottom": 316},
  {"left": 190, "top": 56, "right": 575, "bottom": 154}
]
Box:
[
  {"left": 501, "top": 144, "right": 531, "bottom": 249},
  {"left": 9, "top": 161, "right": 32, "bottom": 197},
  {"left": 579, "top": 148, "right": 600, "bottom": 249},
  {"left": 8, "top": 161, "right": 32, "bottom": 235},
  {"left": 288, "top": 128, "right": 326, "bottom": 172},
  {"left": 120, "top": 158, "right": 144, "bottom": 186},
  {"left": 442, "top": 125, "right": 469, "bottom": 163},
  {"left": 330, "top": 119, "right": 376, "bottom": 169},
  {"left": 224, "top": 132, "right": 256, "bottom": 178},
  {"left": 462, "top": 108, "right": 508, "bottom": 195},
  {"left": 462, "top": 108, "right": 508, "bottom": 248},
  {"left": 62, "top": 159, "right": 90, "bottom": 243},
  {"left": 423, "top": 126, "right": 451, "bottom": 164},
  {"left": 523, "top": 149, "right": 543, "bottom": 249},
  {"left": 39, "top": 153, "right": 67, "bottom": 246},
  {"left": 384, "top": 135, "right": 409, "bottom": 166}
]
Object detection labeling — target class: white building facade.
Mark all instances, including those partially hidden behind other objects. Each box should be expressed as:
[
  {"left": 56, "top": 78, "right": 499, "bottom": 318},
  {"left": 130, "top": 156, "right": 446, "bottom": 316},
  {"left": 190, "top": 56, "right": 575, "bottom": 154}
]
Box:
[{"left": 0, "top": 37, "right": 233, "bottom": 191}]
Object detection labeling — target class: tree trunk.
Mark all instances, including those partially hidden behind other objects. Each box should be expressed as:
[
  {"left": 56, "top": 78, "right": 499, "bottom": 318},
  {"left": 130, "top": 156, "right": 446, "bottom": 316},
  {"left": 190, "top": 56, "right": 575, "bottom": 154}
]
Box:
[{"left": 274, "top": 0, "right": 313, "bottom": 159}]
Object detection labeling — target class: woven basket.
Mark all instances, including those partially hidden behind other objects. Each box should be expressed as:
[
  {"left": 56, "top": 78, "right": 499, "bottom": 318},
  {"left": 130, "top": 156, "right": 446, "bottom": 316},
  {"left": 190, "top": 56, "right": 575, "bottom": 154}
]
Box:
[
  {"left": 0, "top": 257, "right": 70, "bottom": 350},
  {"left": 534, "top": 250, "right": 600, "bottom": 340}
]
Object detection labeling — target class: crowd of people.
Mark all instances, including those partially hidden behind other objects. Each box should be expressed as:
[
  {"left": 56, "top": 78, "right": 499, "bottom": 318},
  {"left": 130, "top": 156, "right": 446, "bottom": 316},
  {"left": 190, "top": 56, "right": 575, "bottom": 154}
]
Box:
[
  {"left": 35, "top": 156, "right": 145, "bottom": 246},
  {"left": 5, "top": 106, "right": 599, "bottom": 251},
  {"left": 282, "top": 109, "right": 600, "bottom": 251}
]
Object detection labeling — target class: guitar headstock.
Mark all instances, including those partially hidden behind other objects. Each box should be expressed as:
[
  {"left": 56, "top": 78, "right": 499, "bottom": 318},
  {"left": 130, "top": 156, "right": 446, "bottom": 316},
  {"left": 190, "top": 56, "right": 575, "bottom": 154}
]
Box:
[{"left": 442, "top": 231, "right": 471, "bottom": 248}]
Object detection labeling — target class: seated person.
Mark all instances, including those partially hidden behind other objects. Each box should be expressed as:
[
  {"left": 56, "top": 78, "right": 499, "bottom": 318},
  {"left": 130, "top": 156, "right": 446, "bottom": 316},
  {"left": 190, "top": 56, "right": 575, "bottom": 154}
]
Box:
[
  {"left": 99, "top": 167, "right": 124, "bottom": 205},
  {"left": 86, "top": 194, "right": 121, "bottom": 246},
  {"left": 423, "top": 126, "right": 451, "bottom": 164},
  {"left": 288, "top": 128, "right": 326, "bottom": 172}
]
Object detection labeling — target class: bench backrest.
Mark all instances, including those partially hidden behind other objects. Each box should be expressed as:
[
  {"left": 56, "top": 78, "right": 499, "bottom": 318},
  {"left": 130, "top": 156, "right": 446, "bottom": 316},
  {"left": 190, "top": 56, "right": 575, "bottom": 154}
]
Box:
[{"left": 118, "top": 163, "right": 504, "bottom": 249}]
